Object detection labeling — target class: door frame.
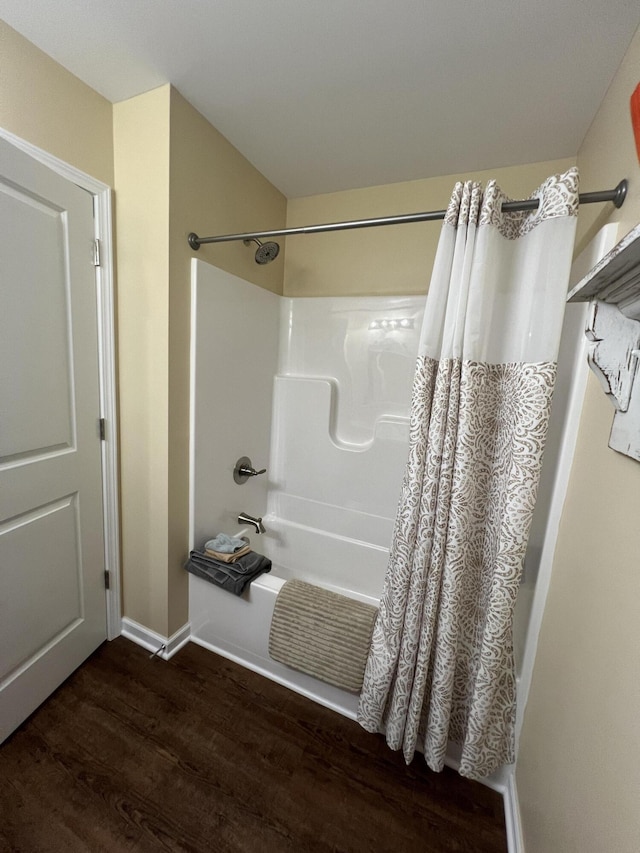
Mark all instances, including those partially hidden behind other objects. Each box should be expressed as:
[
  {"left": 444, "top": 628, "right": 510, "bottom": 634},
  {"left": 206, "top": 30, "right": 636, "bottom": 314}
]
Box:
[{"left": 0, "top": 127, "right": 121, "bottom": 640}]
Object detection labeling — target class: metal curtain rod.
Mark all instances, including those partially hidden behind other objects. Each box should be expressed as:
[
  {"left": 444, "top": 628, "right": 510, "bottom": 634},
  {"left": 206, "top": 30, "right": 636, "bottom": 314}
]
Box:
[{"left": 187, "top": 179, "right": 628, "bottom": 250}]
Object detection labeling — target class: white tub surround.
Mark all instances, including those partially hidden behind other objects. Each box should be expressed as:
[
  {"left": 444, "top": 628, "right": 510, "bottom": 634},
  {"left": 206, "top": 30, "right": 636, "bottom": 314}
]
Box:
[
  {"left": 189, "top": 260, "right": 422, "bottom": 712},
  {"left": 189, "top": 260, "right": 280, "bottom": 552},
  {"left": 189, "top": 260, "right": 423, "bottom": 548}
]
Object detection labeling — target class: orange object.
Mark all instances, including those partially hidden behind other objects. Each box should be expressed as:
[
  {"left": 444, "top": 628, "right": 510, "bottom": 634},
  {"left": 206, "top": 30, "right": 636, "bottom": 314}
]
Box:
[{"left": 632, "top": 83, "right": 640, "bottom": 163}]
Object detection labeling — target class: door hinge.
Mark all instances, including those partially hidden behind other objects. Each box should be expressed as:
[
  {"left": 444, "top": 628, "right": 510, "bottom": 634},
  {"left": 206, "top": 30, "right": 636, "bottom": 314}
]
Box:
[
  {"left": 93, "top": 238, "right": 101, "bottom": 267},
  {"left": 104, "top": 570, "right": 110, "bottom": 590},
  {"left": 99, "top": 418, "right": 106, "bottom": 440}
]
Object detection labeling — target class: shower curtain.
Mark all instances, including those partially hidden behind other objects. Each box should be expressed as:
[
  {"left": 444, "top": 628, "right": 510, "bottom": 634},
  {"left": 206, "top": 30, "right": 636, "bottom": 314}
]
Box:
[{"left": 358, "top": 168, "right": 579, "bottom": 779}]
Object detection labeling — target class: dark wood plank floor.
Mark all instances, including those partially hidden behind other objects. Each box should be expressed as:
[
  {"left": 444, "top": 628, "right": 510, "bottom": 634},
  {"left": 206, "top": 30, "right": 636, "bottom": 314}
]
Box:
[{"left": 0, "top": 638, "right": 507, "bottom": 852}]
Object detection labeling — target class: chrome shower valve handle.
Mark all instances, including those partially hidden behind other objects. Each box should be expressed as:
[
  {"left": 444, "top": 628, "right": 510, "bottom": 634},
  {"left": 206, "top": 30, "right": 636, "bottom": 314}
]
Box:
[
  {"left": 240, "top": 464, "right": 266, "bottom": 478},
  {"left": 233, "top": 456, "right": 267, "bottom": 484}
]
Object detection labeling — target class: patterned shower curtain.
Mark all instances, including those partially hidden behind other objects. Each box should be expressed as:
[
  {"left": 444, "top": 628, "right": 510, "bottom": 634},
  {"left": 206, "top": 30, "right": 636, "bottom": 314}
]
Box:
[{"left": 358, "top": 169, "right": 579, "bottom": 780}]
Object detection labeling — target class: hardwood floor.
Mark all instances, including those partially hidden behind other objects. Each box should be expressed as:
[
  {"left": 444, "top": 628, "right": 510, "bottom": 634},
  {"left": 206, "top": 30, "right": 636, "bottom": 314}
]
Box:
[{"left": 0, "top": 638, "right": 507, "bottom": 852}]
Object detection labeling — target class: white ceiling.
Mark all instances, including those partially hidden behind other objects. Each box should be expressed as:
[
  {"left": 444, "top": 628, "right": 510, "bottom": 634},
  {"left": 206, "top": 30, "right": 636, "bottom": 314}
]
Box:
[{"left": 2, "top": 1, "right": 640, "bottom": 198}]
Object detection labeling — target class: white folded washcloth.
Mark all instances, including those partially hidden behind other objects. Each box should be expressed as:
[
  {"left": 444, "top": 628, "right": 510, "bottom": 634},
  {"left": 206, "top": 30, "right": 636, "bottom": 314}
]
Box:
[{"left": 204, "top": 533, "right": 247, "bottom": 554}]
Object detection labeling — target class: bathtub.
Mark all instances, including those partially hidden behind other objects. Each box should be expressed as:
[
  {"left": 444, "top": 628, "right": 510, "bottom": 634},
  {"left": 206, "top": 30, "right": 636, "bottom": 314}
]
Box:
[
  {"left": 188, "top": 263, "right": 416, "bottom": 720},
  {"left": 187, "top": 236, "right": 613, "bottom": 794},
  {"left": 188, "top": 515, "right": 384, "bottom": 720}
]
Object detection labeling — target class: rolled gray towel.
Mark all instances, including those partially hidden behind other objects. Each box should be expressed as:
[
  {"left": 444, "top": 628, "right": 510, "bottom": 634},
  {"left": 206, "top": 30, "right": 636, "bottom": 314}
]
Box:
[{"left": 185, "top": 549, "right": 271, "bottom": 596}]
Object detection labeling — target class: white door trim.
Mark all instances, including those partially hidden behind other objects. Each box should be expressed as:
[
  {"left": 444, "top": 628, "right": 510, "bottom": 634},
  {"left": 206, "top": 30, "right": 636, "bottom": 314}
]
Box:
[{"left": 0, "top": 127, "right": 121, "bottom": 640}]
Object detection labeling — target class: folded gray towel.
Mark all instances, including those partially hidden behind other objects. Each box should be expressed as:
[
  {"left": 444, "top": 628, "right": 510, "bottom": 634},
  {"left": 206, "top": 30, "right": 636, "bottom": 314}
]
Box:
[{"left": 185, "top": 549, "right": 271, "bottom": 596}]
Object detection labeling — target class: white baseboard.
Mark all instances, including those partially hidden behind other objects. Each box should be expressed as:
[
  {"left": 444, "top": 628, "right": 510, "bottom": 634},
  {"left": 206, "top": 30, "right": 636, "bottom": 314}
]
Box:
[
  {"left": 443, "top": 750, "right": 522, "bottom": 852},
  {"left": 120, "top": 617, "right": 191, "bottom": 661},
  {"left": 503, "top": 772, "right": 524, "bottom": 853}
]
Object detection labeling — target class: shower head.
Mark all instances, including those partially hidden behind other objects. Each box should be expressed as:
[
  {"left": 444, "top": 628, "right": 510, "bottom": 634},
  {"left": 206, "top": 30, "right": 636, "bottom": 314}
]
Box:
[{"left": 243, "top": 237, "right": 280, "bottom": 265}]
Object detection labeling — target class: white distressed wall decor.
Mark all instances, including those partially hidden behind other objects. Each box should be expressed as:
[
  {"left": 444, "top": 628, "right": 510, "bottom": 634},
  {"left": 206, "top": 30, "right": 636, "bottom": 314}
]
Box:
[{"left": 568, "top": 222, "right": 640, "bottom": 461}]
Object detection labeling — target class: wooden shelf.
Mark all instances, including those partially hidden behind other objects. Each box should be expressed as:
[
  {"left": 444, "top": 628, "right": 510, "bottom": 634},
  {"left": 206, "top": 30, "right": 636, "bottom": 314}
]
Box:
[
  {"left": 567, "top": 222, "right": 640, "bottom": 320},
  {"left": 567, "top": 223, "right": 640, "bottom": 462}
]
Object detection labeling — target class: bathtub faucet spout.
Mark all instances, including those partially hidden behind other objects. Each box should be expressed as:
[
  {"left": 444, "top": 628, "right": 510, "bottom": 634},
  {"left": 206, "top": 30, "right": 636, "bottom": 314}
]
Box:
[{"left": 238, "top": 512, "right": 265, "bottom": 534}]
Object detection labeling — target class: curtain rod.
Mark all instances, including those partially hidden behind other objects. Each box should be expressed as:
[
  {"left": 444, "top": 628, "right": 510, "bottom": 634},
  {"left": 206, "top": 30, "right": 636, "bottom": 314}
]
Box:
[{"left": 187, "top": 179, "right": 628, "bottom": 250}]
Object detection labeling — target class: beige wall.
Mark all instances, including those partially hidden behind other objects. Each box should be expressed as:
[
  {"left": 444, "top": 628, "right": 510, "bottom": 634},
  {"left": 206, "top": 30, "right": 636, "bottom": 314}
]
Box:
[
  {"left": 284, "top": 159, "right": 574, "bottom": 297},
  {"left": 0, "top": 20, "right": 113, "bottom": 185},
  {"left": 169, "top": 88, "right": 286, "bottom": 298},
  {"left": 516, "top": 25, "right": 640, "bottom": 853},
  {"left": 114, "top": 86, "right": 286, "bottom": 636},
  {"left": 113, "top": 86, "right": 172, "bottom": 633}
]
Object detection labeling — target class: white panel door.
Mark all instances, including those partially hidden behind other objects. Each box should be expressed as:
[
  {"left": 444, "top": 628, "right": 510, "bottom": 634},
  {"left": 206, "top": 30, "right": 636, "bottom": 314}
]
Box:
[{"left": 0, "top": 137, "right": 107, "bottom": 742}]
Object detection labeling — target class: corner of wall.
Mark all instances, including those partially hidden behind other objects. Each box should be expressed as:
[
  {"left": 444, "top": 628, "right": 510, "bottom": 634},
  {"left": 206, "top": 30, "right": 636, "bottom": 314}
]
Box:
[
  {"left": 168, "top": 86, "right": 287, "bottom": 296},
  {"left": 0, "top": 19, "right": 114, "bottom": 186},
  {"left": 113, "top": 85, "right": 172, "bottom": 636}
]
